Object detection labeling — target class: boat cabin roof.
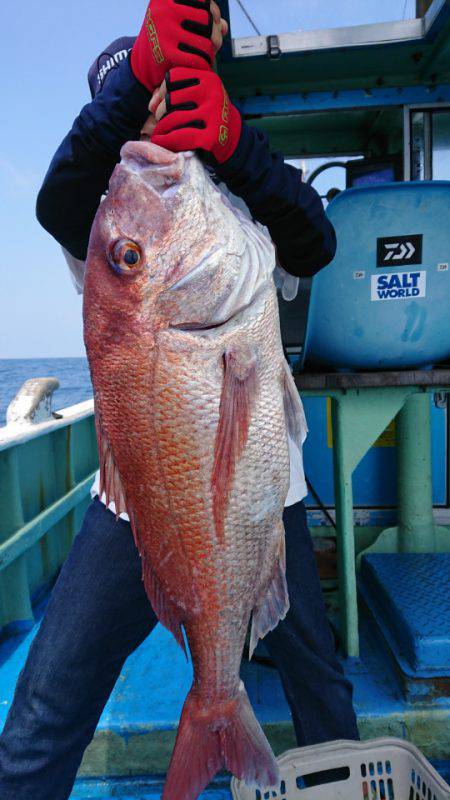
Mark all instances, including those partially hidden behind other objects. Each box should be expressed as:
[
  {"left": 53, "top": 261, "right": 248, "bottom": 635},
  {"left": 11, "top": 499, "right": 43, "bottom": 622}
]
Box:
[
  {"left": 216, "top": 0, "right": 450, "bottom": 157},
  {"left": 217, "top": 0, "right": 450, "bottom": 95}
]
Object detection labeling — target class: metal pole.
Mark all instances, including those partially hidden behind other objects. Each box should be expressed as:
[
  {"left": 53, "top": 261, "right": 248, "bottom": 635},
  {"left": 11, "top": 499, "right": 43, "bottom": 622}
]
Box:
[
  {"left": 331, "top": 398, "right": 359, "bottom": 658},
  {"left": 396, "top": 393, "right": 436, "bottom": 552}
]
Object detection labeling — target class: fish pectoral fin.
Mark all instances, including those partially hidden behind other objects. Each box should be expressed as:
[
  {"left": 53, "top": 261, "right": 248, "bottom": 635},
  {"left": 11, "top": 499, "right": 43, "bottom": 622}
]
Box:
[
  {"left": 96, "top": 415, "right": 127, "bottom": 517},
  {"left": 211, "top": 347, "right": 258, "bottom": 540},
  {"left": 142, "top": 556, "right": 187, "bottom": 656},
  {"left": 283, "top": 360, "right": 307, "bottom": 445},
  {"left": 249, "top": 528, "right": 289, "bottom": 660}
]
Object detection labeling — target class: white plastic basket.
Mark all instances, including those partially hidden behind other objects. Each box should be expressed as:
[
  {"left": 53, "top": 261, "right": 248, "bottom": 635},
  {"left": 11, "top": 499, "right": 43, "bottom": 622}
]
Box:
[{"left": 231, "top": 738, "right": 450, "bottom": 800}]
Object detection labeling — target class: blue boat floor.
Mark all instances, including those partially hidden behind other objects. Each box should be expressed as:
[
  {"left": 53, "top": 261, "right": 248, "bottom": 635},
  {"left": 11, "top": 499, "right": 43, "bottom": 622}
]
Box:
[{"left": 71, "top": 775, "right": 231, "bottom": 799}]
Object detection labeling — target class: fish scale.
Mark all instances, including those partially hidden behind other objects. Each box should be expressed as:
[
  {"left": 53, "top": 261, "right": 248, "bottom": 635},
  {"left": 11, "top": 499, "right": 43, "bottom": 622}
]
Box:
[{"left": 84, "top": 142, "right": 304, "bottom": 800}]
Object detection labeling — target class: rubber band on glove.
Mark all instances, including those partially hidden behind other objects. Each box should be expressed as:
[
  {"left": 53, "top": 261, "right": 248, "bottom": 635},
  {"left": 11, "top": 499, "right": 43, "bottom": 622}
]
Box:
[
  {"left": 150, "top": 68, "right": 242, "bottom": 165},
  {"left": 131, "top": 0, "right": 226, "bottom": 93}
]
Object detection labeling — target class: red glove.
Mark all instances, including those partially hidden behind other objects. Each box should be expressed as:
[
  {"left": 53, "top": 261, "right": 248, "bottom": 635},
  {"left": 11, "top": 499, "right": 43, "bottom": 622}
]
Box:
[
  {"left": 151, "top": 68, "right": 242, "bottom": 165},
  {"left": 131, "top": 0, "right": 215, "bottom": 92}
]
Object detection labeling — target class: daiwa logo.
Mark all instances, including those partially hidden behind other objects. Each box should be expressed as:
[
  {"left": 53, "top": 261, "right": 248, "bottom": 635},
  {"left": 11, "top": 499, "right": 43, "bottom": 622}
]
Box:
[
  {"left": 377, "top": 234, "right": 422, "bottom": 267},
  {"left": 371, "top": 271, "right": 426, "bottom": 301}
]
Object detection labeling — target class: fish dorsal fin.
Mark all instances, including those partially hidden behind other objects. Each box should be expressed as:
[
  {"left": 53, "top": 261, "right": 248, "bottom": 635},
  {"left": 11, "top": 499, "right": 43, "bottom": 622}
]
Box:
[
  {"left": 249, "top": 525, "right": 289, "bottom": 659},
  {"left": 96, "top": 415, "right": 127, "bottom": 517},
  {"left": 282, "top": 360, "right": 307, "bottom": 444},
  {"left": 211, "top": 348, "right": 258, "bottom": 541}
]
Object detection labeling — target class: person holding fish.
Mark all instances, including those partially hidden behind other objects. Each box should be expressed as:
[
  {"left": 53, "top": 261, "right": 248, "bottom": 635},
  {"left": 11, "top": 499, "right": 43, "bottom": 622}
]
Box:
[{"left": 0, "top": 2, "right": 359, "bottom": 799}]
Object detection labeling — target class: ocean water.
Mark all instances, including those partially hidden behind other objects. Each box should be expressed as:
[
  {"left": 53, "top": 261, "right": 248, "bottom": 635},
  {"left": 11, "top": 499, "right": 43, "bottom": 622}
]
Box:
[{"left": 0, "top": 358, "right": 93, "bottom": 427}]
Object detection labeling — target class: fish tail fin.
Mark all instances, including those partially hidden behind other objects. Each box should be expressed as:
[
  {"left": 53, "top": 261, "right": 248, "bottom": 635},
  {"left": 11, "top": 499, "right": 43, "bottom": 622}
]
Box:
[
  {"left": 162, "top": 682, "right": 279, "bottom": 800},
  {"left": 218, "top": 684, "right": 279, "bottom": 787}
]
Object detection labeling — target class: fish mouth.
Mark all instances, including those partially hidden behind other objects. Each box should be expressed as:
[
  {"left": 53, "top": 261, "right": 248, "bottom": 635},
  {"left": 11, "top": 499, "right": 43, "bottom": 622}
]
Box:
[
  {"left": 120, "top": 140, "right": 189, "bottom": 170},
  {"left": 118, "top": 141, "right": 192, "bottom": 193},
  {"left": 166, "top": 245, "right": 223, "bottom": 292},
  {"left": 170, "top": 315, "right": 237, "bottom": 334},
  {"left": 169, "top": 282, "right": 270, "bottom": 335}
]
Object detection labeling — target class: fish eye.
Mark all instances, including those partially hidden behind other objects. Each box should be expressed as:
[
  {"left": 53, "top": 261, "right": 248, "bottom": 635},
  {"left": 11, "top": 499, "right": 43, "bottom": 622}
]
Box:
[{"left": 108, "top": 239, "right": 143, "bottom": 275}]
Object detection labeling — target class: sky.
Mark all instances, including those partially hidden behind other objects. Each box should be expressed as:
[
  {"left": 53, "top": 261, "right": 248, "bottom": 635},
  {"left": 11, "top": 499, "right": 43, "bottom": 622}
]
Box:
[{"left": 0, "top": 0, "right": 416, "bottom": 358}]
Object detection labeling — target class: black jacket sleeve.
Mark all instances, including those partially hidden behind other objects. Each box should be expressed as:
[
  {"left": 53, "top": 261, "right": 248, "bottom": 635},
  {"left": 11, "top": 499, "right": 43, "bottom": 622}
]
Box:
[
  {"left": 37, "top": 59, "right": 334, "bottom": 275},
  {"left": 36, "top": 58, "right": 151, "bottom": 261},
  {"left": 215, "top": 123, "right": 336, "bottom": 277}
]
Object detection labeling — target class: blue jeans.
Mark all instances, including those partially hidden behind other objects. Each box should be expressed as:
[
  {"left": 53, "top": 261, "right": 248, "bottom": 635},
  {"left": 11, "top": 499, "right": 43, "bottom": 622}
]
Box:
[{"left": 0, "top": 498, "right": 358, "bottom": 799}]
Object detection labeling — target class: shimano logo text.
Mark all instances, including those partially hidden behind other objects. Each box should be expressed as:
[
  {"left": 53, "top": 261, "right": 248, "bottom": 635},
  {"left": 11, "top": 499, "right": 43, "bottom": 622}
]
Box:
[{"left": 98, "top": 49, "right": 130, "bottom": 84}]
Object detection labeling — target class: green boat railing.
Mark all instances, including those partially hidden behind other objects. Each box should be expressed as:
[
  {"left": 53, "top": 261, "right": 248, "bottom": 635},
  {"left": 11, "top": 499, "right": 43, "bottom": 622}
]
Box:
[{"left": 0, "top": 381, "right": 98, "bottom": 633}]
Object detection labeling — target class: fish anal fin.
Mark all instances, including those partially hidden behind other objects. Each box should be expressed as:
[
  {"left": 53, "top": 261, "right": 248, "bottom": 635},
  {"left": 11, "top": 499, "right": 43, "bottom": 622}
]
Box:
[
  {"left": 249, "top": 529, "right": 289, "bottom": 660},
  {"left": 283, "top": 360, "right": 307, "bottom": 444},
  {"left": 142, "top": 556, "right": 187, "bottom": 656},
  {"left": 211, "top": 348, "right": 258, "bottom": 540},
  {"left": 95, "top": 415, "right": 127, "bottom": 517}
]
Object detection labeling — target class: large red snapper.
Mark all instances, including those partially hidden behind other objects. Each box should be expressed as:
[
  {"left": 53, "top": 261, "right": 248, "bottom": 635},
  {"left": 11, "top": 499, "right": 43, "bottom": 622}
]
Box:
[{"left": 83, "top": 141, "right": 304, "bottom": 800}]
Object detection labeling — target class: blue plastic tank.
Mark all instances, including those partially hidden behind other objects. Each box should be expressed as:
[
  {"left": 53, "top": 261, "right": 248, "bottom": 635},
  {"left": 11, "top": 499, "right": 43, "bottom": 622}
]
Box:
[{"left": 303, "top": 181, "right": 450, "bottom": 370}]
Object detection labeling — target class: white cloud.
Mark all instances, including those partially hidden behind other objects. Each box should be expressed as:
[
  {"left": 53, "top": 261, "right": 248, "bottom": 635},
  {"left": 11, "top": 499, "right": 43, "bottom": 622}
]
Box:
[{"left": 0, "top": 157, "right": 39, "bottom": 192}]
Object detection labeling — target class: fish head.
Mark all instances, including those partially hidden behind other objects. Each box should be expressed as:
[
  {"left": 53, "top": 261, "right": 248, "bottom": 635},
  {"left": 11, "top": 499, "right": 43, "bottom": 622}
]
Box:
[{"left": 84, "top": 141, "right": 259, "bottom": 346}]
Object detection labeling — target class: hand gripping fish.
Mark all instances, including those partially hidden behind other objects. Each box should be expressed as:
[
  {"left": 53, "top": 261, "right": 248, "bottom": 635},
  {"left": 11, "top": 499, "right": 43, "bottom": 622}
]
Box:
[{"left": 83, "top": 142, "right": 304, "bottom": 800}]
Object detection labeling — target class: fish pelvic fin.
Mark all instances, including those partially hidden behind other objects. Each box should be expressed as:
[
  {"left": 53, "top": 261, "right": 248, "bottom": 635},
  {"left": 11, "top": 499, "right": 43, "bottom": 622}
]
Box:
[
  {"left": 249, "top": 527, "right": 289, "bottom": 660},
  {"left": 282, "top": 360, "right": 307, "bottom": 445},
  {"left": 96, "top": 414, "right": 127, "bottom": 517},
  {"left": 162, "top": 682, "right": 279, "bottom": 800},
  {"left": 211, "top": 348, "right": 258, "bottom": 541},
  {"left": 95, "top": 412, "right": 186, "bottom": 655}
]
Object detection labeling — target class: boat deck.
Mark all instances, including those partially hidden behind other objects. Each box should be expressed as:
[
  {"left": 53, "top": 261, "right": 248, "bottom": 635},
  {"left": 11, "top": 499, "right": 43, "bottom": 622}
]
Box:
[
  {"left": 1, "top": 595, "right": 449, "bottom": 798},
  {"left": 71, "top": 776, "right": 231, "bottom": 799}
]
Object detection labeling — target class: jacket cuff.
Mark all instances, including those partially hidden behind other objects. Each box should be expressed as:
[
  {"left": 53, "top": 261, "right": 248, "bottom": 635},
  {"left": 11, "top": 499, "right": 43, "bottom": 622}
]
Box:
[{"left": 213, "top": 121, "right": 254, "bottom": 180}]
